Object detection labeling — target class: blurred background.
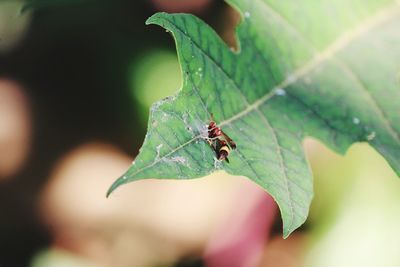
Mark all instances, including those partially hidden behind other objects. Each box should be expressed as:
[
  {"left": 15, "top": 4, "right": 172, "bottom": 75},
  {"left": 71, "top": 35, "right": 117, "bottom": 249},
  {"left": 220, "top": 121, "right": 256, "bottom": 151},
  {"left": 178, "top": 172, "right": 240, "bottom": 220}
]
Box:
[{"left": 0, "top": 0, "right": 399, "bottom": 266}]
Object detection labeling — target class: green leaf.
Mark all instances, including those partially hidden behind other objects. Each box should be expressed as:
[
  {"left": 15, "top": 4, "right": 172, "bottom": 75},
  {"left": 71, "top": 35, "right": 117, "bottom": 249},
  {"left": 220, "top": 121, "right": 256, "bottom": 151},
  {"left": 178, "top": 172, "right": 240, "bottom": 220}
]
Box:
[{"left": 108, "top": 0, "right": 400, "bottom": 238}]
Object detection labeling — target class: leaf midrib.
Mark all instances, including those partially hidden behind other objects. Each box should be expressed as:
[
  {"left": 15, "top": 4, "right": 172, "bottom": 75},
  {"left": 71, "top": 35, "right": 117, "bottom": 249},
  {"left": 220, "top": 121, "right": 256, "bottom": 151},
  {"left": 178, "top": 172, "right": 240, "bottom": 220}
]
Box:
[
  {"left": 220, "top": 2, "right": 400, "bottom": 145},
  {"left": 257, "top": 0, "right": 400, "bottom": 144},
  {"left": 128, "top": 2, "right": 400, "bottom": 180}
]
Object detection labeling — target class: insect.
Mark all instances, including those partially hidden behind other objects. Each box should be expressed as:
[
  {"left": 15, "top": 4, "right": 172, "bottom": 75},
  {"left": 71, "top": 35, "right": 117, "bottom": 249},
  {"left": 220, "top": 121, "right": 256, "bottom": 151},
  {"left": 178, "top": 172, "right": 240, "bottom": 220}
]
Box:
[{"left": 207, "top": 114, "right": 237, "bottom": 163}]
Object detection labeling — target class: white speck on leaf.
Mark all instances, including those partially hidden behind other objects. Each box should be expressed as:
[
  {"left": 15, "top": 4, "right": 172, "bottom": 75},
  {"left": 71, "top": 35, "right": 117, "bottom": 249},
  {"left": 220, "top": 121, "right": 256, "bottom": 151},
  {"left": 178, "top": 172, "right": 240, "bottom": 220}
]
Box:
[
  {"left": 195, "top": 120, "right": 209, "bottom": 139},
  {"left": 156, "top": 144, "right": 163, "bottom": 159},
  {"left": 182, "top": 113, "right": 196, "bottom": 136},
  {"left": 353, "top": 117, "right": 360, "bottom": 124},
  {"left": 161, "top": 112, "right": 170, "bottom": 122},
  {"left": 244, "top": 11, "right": 250, "bottom": 18},
  {"left": 163, "top": 156, "right": 190, "bottom": 168},
  {"left": 182, "top": 113, "right": 189, "bottom": 124},
  {"left": 170, "top": 156, "right": 187, "bottom": 165},
  {"left": 275, "top": 88, "right": 286, "bottom": 96},
  {"left": 214, "top": 158, "right": 222, "bottom": 169}
]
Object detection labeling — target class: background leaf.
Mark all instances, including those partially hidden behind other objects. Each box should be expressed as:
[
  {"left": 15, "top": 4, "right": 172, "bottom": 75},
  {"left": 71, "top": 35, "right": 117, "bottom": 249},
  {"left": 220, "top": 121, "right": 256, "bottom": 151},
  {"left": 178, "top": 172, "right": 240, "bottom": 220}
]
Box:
[{"left": 108, "top": 0, "right": 400, "bottom": 238}]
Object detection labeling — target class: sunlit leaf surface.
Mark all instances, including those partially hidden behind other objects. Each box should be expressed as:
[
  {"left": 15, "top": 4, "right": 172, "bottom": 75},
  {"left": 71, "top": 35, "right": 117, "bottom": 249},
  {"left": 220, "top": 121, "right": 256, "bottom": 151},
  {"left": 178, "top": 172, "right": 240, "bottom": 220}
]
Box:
[{"left": 108, "top": 0, "right": 400, "bottom": 237}]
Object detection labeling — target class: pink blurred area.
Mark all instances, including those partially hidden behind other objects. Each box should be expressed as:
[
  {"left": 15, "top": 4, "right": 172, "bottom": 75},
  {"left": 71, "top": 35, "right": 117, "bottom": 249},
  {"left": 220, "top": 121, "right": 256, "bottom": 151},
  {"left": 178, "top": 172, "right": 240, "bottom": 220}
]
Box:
[
  {"left": 0, "top": 78, "right": 31, "bottom": 180},
  {"left": 204, "top": 182, "right": 276, "bottom": 267},
  {"left": 40, "top": 142, "right": 282, "bottom": 266},
  {"left": 151, "top": 0, "right": 212, "bottom": 13}
]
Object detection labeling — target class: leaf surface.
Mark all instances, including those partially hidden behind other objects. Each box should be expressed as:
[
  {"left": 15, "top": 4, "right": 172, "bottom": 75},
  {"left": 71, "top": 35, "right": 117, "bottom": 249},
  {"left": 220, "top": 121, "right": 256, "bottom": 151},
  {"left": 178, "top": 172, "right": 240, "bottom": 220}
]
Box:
[{"left": 108, "top": 0, "right": 400, "bottom": 237}]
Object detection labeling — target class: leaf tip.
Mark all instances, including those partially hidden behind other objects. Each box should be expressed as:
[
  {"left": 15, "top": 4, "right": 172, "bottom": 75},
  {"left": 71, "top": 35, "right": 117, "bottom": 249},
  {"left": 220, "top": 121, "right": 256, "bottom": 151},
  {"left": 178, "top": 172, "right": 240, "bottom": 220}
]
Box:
[
  {"left": 145, "top": 12, "right": 168, "bottom": 26},
  {"left": 282, "top": 228, "right": 293, "bottom": 239},
  {"left": 280, "top": 206, "right": 308, "bottom": 239},
  {"left": 106, "top": 175, "right": 127, "bottom": 198},
  {"left": 281, "top": 214, "right": 307, "bottom": 239}
]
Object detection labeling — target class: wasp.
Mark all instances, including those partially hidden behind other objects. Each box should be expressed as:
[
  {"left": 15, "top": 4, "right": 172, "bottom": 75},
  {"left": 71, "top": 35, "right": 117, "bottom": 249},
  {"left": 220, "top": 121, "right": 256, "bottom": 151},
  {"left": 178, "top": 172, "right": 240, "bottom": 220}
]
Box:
[{"left": 207, "top": 115, "right": 236, "bottom": 163}]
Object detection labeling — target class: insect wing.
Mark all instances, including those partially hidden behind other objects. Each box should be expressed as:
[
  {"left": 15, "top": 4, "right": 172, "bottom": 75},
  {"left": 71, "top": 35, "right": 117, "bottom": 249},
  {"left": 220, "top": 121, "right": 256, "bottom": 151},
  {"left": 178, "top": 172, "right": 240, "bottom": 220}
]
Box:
[{"left": 220, "top": 130, "right": 237, "bottom": 149}]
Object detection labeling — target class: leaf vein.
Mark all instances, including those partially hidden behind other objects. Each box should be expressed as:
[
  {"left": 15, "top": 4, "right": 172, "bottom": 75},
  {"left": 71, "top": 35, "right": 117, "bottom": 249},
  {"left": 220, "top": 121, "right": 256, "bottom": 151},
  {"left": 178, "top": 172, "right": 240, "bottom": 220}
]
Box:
[{"left": 219, "top": 3, "right": 400, "bottom": 137}]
